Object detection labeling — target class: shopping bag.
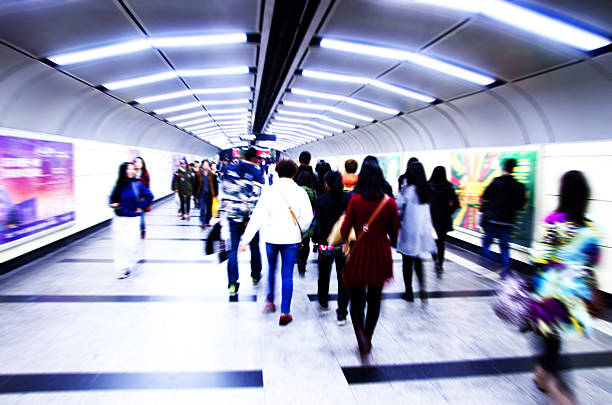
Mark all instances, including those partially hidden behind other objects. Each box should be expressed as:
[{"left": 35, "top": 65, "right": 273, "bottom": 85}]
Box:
[
  {"left": 211, "top": 197, "right": 220, "bottom": 218},
  {"left": 205, "top": 222, "right": 221, "bottom": 255},
  {"left": 218, "top": 239, "right": 229, "bottom": 263},
  {"left": 491, "top": 272, "right": 532, "bottom": 331}
]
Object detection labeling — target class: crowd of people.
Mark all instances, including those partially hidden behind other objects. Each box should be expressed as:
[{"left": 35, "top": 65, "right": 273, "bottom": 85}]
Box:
[{"left": 107, "top": 147, "right": 602, "bottom": 405}]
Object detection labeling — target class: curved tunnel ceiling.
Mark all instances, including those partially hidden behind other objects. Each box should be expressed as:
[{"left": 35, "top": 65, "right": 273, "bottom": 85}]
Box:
[{"left": 0, "top": 0, "right": 610, "bottom": 153}]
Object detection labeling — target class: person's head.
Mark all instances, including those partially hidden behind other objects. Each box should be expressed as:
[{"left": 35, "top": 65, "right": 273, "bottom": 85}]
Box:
[
  {"left": 429, "top": 166, "right": 448, "bottom": 184},
  {"left": 402, "top": 156, "right": 420, "bottom": 177},
  {"left": 406, "top": 162, "right": 430, "bottom": 204},
  {"left": 299, "top": 151, "right": 311, "bottom": 166},
  {"left": 356, "top": 156, "right": 386, "bottom": 200},
  {"left": 295, "top": 169, "right": 316, "bottom": 190},
  {"left": 344, "top": 159, "right": 358, "bottom": 174},
  {"left": 189, "top": 163, "right": 195, "bottom": 170},
  {"left": 275, "top": 159, "right": 298, "bottom": 178},
  {"left": 117, "top": 162, "right": 135, "bottom": 183},
  {"left": 243, "top": 147, "right": 258, "bottom": 163},
  {"left": 557, "top": 170, "right": 590, "bottom": 225},
  {"left": 503, "top": 158, "right": 517, "bottom": 174},
  {"left": 210, "top": 161, "right": 217, "bottom": 171},
  {"left": 324, "top": 170, "right": 344, "bottom": 198},
  {"left": 180, "top": 157, "right": 188, "bottom": 170},
  {"left": 193, "top": 160, "right": 200, "bottom": 169},
  {"left": 132, "top": 156, "right": 147, "bottom": 173}
]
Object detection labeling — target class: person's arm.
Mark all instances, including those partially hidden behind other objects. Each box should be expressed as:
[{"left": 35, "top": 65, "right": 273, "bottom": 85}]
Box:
[
  {"left": 171, "top": 173, "right": 178, "bottom": 192},
  {"left": 340, "top": 196, "right": 355, "bottom": 240},
  {"left": 240, "top": 189, "right": 268, "bottom": 247},
  {"left": 387, "top": 198, "right": 400, "bottom": 247},
  {"left": 138, "top": 183, "right": 154, "bottom": 209},
  {"left": 109, "top": 185, "right": 120, "bottom": 208},
  {"left": 450, "top": 185, "right": 460, "bottom": 214},
  {"left": 297, "top": 188, "right": 314, "bottom": 233}
]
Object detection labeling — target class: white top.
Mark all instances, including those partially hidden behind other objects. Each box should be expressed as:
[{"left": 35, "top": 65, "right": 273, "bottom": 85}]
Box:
[
  {"left": 241, "top": 178, "right": 313, "bottom": 245},
  {"left": 396, "top": 185, "right": 436, "bottom": 257}
]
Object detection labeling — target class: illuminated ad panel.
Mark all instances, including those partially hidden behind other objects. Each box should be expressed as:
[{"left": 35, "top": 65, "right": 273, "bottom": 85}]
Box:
[
  {"left": 450, "top": 150, "right": 538, "bottom": 247},
  {"left": 0, "top": 135, "right": 75, "bottom": 250}
]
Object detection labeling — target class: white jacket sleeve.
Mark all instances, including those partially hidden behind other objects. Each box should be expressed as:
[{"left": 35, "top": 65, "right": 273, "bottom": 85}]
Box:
[
  {"left": 296, "top": 187, "right": 314, "bottom": 233},
  {"left": 241, "top": 188, "right": 268, "bottom": 244}
]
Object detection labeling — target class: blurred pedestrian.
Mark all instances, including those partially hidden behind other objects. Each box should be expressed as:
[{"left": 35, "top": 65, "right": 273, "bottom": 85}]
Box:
[
  {"left": 132, "top": 156, "right": 151, "bottom": 239},
  {"left": 294, "top": 169, "right": 317, "bottom": 276},
  {"left": 428, "top": 166, "right": 459, "bottom": 276},
  {"left": 342, "top": 159, "right": 359, "bottom": 191},
  {"left": 172, "top": 158, "right": 194, "bottom": 220}
]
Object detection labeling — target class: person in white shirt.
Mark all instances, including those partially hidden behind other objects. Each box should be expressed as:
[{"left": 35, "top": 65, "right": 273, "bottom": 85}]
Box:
[{"left": 240, "top": 159, "right": 313, "bottom": 326}]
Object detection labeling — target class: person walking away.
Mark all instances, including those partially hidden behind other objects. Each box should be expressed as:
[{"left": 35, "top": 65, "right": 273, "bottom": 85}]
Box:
[
  {"left": 172, "top": 158, "right": 194, "bottom": 220},
  {"left": 294, "top": 170, "right": 317, "bottom": 276},
  {"left": 398, "top": 157, "right": 419, "bottom": 190},
  {"left": 132, "top": 156, "right": 151, "bottom": 239},
  {"left": 197, "top": 160, "right": 214, "bottom": 229},
  {"left": 313, "top": 171, "right": 352, "bottom": 325},
  {"left": 480, "top": 158, "right": 526, "bottom": 278},
  {"left": 528, "top": 171, "right": 601, "bottom": 405},
  {"left": 240, "top": 160, "right": 313, "bottom": 325},
  {"left": 296, "top": 151, "right": 318, "bottom": 192},
  {"left": 342, "top": 159, "right": 359, "bottom": 191},
  {"left": 220, "top": 148, "right": 265, "bottom": 299},
  {"left": 428, "top": 166, "right": 459, "bottom": 276},
  {"left": 315, "top": 160, "right": 331, "bottom": 196},
  {"left": 397, "top": 162, "right": 436, "bottom": 303},
  {"left": 341, "top": 157, "right": 399, "bottom": 355},
  {"left": 192, "top": 161, "right": 201, "bottom": 209},
  {"left": 109, "top": 162, "right": 153, "bottom": 279}
]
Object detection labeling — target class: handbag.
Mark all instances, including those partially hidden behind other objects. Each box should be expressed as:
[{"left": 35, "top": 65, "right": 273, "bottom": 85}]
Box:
[
  {"left": 211, "top": 197, "right": 220, "bottom": 218},
  {"left": 491, "top": 272, "right": 533, "bottom": 331},
  {"left": 345, "top": 196, "right": 390, "bottom": 260}
]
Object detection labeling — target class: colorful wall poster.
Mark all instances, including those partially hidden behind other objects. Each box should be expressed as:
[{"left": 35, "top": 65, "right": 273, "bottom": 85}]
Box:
[
  {"left": 0, "top": 135, "right": 75, "bottom": 250},
  {"left": 450, "top": 150, "right": 538, "bottom": 247},
  {"left": 377, "top": 154, "right": 402, "bottom": 191}
]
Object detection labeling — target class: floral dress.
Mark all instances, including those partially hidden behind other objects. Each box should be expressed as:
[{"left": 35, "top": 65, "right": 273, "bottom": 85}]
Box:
[{"left": 529, "top": 212, "right": 601, "bottom": 339}]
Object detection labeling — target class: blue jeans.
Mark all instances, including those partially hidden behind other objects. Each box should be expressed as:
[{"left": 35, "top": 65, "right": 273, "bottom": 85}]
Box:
[
  {"left": 199, "top": 193, "right": 211, "bottom": 226},
  {"left": 482, "top": 224, "right": 511, "bottom": 277},
  {"left": 140, "top": 212, "right": 145, "bottom": 232},
  {"left": 266, "top": 242, "right": 299, "bottom": 314},
  {"left": 227, "top": 220, "right": 261, "bottom": 288}
]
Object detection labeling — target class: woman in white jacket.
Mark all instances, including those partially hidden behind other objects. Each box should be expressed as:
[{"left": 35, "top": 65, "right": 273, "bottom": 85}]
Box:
[
  {"left": 397, "top": 161, "right": 436, "bottom": 303},
  {"left": 240, "top": 159, "right": 313, "bottom": 325}
]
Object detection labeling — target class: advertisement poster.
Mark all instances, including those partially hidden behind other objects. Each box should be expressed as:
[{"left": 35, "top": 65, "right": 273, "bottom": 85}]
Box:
[
  {"left": 0, "top": 135, "right": 75, "bottom": 250},
  {"left": 450, "top": 150, "right": 537, "bottom": 247},
  {"left": 377, "top": 154, "right": 402, "bottom": 192}
]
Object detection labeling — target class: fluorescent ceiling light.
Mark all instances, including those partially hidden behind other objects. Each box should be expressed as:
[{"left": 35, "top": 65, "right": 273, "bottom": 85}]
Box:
[
  {"left": 267, "top": 128, "right": 322, "bottom": 139},
  {"left": 104, "top": 66, "right": 249, "bottom": 90},
  {"left": 186, "top": 122, "right": 217, "bottom": 131},
  {"left": 320, "top": 38, "right": 495, "bottom": 86},
  {"left": 135, "top": 87, "right": 251, "bottom": 104},
  {"left": 370, "top": 81, "right": 435, "bottom": 102},
  {"left": 282, "top": 100, "right": 374, "bottom": 121},
  {"left": 276, "top": 109, "right": 354, "bottom": 128},
  {"left": 48, "top": 33, "right": 248, "bottom": 65},
  {"left": 168, "top": 108, "right": 247, "bottom": 122},
  {"left": 269, "top": 123, "right": 330, "bottom": 136},
  {"left": 154, "top": 99, "right": 250, "bottom": 114},
  {"left": 183, "top": 114, "right": 249, "bottom": 129},
  {"left": 175, "top": 117, "right": 210, "bottom": 127},
  {"left": 414, "top": 0, "right": 610, "bottom": 51},
  {"left": 290, "top": 88, "right": 399, "bottom": 114},
  {"left": 273, "top": 116, "right": 342, "bottom": 133}
]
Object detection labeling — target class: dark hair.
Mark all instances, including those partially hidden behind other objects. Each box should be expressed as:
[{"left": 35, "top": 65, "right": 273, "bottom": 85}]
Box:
[
  {"left": 133, "top": 156, "right": 148, "bottom": 174},
  {"left": 503, "top": 158, "right": 517, "bottom": 173},
  {"left": 315, "top": 160, "right": 331, "bottom": 179},
  {"left": 111, "top": 162, "right": 134, "bottom": 202},
  {"left": 295, "top": 169, "right": 316, "bottom": 190},
  {"left": 244, "top": 147, "right": 258, "bottom": 162},
  {"left": 324, "top": 170, "right": 343, "bottom": 200},
  {"left": 276, "top": 159, "right": 298, "bottom": 178},
  {"left": 344, "top": 159, "right": 358, "bottom": 174},
  {"left": 429, "top": 166, "right": 448, "bottom": 184},
  {"left": 299, "top": 151, "right": 311, "bottom": 165},
  {"left": 356, "top": 156, "right": 385, "bottom": 200},
  {"left": 406, "top": 162, "right": 430, "bottom": 204},
  {"left": 557, "top": 170, "right": 590, "bottom": 225}
]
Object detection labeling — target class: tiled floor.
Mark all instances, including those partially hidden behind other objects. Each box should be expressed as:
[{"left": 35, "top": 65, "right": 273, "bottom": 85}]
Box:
[{"left": 0, "top": 201, "right": 610, "bottom": 404}]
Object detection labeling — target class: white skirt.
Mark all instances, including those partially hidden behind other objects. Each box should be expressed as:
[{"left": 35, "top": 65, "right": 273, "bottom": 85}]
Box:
[{"left": 112, "top": 215, "right": 142, "bottom": 271}]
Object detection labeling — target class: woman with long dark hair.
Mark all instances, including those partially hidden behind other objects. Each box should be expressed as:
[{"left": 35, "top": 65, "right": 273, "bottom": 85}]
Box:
[
  {"left": 294, "top": 169, "right": 317, "bottom": 276},
  {"left": 109, "top": 162, "right": 153, "bottom": 279},
  {"left": 313, "top": 171, "right": 353, "bottom": 324},
  {"left": 132, "top": 156, "right": 151, "bottom": 239},
  {"left": 341, "top": 156, "right": 399, "bottom": 355},
  {"left": 397, "top": 162, "right": 436, "bottom": 303},
  {"left": 528, "top": 170, "right": 601, "bottom": 404},
  {"left": 428, "top": 166, "right": 459, "bottom": 276}
]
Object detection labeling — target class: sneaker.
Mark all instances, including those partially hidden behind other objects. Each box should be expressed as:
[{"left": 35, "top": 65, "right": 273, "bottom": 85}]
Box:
[
  {"left": 118, "top": 269, "right": 131, "bottom": 279},
  {"left": 279, "top": 313, "right": 293, "bottom": 326},
  {"left": 336, "top": 310, "right": 347, "bottom": 326},
  {"left": 400, "top": 292, "right": 414, "bottom": 302},
  {"left": 140, "top": 230, "right": 146, "bottom": 239},
  {"left": 252, "top": 275, "right": 261, "bottom": 285},
  {"left": 263, "top": 302, "right": 276, "bottom": 313},
  {"left": 228, "top": 284, "right": 239, "bottom": 297},
  {"left": 319, "top": 303, "right": 330, "bottom": 313}
]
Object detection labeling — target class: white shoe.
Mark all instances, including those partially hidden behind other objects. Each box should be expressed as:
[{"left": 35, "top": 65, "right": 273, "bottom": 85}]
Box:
[{"left": 118, "top": 269, "right": 131, "bottom": 279}]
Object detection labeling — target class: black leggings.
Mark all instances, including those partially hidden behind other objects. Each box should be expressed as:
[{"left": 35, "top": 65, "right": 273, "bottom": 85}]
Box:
[
  {"left": 296, "top": 237, "right": 310, "bottom": 273},
  {"left": 349, "top": 287, "right": 382, "bottom": 338},
  {"left": 433, "top": 228, "right": 447, "bottom": 266},
  {"left": 317, "top": 252, "right": 349, "bottom": 315},
  {"left": 179, "top": 194, "right": 191, "bottom": 215},
  {"left": 402, "top": 254, "right": 424, "bottom": 293},
  {"left": 537, "top": 335, "right": 561, "bottom": 375}
]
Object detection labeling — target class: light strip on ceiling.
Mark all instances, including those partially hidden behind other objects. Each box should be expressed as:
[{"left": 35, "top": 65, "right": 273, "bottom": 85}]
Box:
[
  {"left": 415, "top": 0, "right": 611, "bottom": 51},
  {"left": 268, "top": 123, "right": 330, "bottom": 137},
  {"left": 282, "top": 100, "right": 374, "bottom": 121},
  {"left": 290, "top": 88, "right": 399, "bottom": 114},
  {"left": 301, "top": 70, "right": 436, "bottom": 103},
  {"left": 276, "top": 109, "right": 355, "bottom": 128},
  {"left": 104, "top": 66, "right": 249, "bottom": 90},
  {"left": 154, "top": 99, "right": 250, "bottom": 114},
  {"left": 183, "top": 114, "right": 249, "bottom": 130},
  {"left": 168, "top": 108, "right": 248, "bottom": 122},
  {"left": 273, "top": 116, "right": 342, "bottom": 133},
  {"left": 320, "top": 38, "right": 495, "bottom": 85},
  {"left": 48, "top": 33, "right": 247, "bottom": 65},
  {"left": 267, "top": 128, "right": 323, "bottom": 141},
  {"left": 135, "top": 87, "right": 251, "bottom": 104}
]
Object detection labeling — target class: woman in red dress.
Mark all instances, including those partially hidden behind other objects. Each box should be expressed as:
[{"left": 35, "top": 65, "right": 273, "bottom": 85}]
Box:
[{"left": 341, "top": 156, "right": 399, "bottom": 355}]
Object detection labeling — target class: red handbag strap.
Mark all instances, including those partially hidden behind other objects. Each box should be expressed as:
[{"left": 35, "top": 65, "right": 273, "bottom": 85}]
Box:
[{"left": 355, "top": 195, "right": 389, "bottom": 244}]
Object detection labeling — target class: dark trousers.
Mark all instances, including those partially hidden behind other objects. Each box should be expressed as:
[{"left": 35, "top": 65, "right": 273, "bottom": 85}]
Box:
[
  {"left": 227, "top": 221, "right": 261, "bottom": 287},
  {"left": 402, "top": 254, "right": 424, "bottom": 294},
  {"left": 317, "top": 252, "right": 349, "bottom": 315},
  {"left": 199, "top": 193, "right": 212, "bottom": 226},
  {"left": 349, "top": 287, "right": 382, "bottom": 338},
  {"left": 536, "top": 335, "right": 561, "bottom": 375},
  {"left": 432, "top": 228, "right": 447, "bottom": 266},
  {"left": 179, "top": 194, "right": 191, "bottom": 215},
  {"left": 296, "top": 237, "right": 310, "bottom": 273}
]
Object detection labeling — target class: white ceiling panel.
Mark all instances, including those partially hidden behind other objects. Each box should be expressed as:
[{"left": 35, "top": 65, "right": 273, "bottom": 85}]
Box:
[
  {"left": 322, "top": 0, "right": 466, "bottom": 50},
  {"left": 181, "top": 75, "right": 254, "bottom": 90},
  {"left": 108, "top": 79, "right": 188, "bottom": 103},
  {"left": 353, "top": 86, "right": 430, "bottom": 114},
  {"left": 162, "top": 46, "right": 257, "bottom": 70},
  {"left": 302, "top": 48, "right": 394, "bottom": 79},
  {"left": 126, "top": 0, "right": 260, "bottom": 35},
  {"left": 524, "top": 0, "right": 612, "bottom": 34},
  {"left": 425, "top": 18, "right": 581, "bottom": 81},
  {"left": 0, "top": 0, "right": 139, "bottom": 56},
  {"left": 289, "top": 75, "right": 362, "bottom": 97}
]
